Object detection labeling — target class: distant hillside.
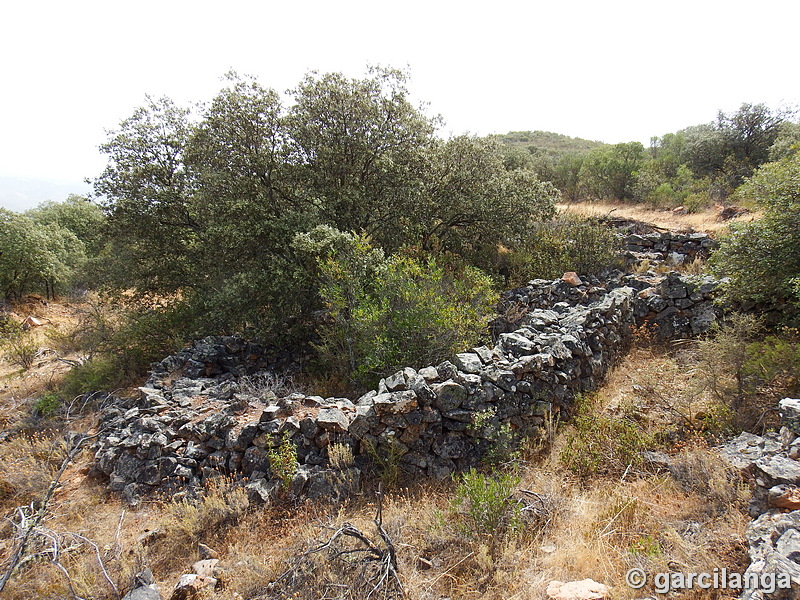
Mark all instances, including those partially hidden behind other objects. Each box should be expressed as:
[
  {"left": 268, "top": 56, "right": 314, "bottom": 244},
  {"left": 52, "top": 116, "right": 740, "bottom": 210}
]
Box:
[
  {"left": 495, "top": 130, "right": 606, "bottom": 155},
  {"left": 0, "top": 176, "right": 91, "bottom": 212}
]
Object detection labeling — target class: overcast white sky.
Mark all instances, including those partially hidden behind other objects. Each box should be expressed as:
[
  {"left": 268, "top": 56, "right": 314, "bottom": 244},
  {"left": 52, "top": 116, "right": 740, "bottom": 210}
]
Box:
[{"left": 1, "top": 0, "right": 798, "bottom": 209}]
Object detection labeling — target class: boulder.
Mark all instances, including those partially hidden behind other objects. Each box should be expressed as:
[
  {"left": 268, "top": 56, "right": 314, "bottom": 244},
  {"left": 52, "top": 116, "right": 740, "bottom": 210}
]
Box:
[{"left": 545, "top": 578, "right": 610, "bottom": 600}]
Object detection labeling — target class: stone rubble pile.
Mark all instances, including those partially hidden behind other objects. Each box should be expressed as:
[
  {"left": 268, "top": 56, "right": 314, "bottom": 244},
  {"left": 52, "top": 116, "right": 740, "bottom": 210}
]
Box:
[
  {"left": 621, "top": 271, "right": 722, "bottom": 337},
  {"left": 621, "top": 231, "right": 717, "bottom": 268},
  {"left": 93, "top": 270, "right": 726, "bottom": 506},
  {"left": 719, "top": 398, "right": 800, "bottom": 598},
  {"left": 497, "top": 271, "right": 723, "bottom": 339}
]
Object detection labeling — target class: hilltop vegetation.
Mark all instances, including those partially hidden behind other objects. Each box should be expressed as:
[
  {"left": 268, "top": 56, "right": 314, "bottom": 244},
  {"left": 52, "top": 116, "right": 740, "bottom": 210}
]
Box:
[
  {"left": 2, "top": 67, "right": 800, "bottom": 600},
  {"left": 1, "top": 68, "right": 799, "bottom": 400}
]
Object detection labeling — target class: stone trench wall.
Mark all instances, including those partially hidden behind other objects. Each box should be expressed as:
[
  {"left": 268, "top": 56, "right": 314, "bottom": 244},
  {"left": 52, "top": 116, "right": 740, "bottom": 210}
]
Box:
[
  {"left": 93, "top": 272, "right": 723, "bottom": 505},
  {"left": 621, "top": 231, "right": 717, "bottom": 266}
]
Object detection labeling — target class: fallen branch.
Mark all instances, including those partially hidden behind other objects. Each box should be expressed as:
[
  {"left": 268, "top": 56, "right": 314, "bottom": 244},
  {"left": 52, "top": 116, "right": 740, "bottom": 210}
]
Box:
[
  {"left": 0, "top": 432, "right": 102, "bottom": 595},
  {"left": 268, "top": 484, "right": 403, "bottom": 599}
]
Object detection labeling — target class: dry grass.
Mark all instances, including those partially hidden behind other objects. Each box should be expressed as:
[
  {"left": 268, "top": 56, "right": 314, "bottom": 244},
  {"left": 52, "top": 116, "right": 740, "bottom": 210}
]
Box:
[{"left": 558, "top": 200, "right": 761, "bottom": 233}]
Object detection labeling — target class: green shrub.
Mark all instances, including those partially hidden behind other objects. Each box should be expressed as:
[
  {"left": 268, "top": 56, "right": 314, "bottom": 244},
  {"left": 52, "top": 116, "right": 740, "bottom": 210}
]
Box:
[
  {"left": 469, "top": 407, "right": 521, "bottom": 465},
  {"left": 313, "top": 235, "right": 497, "bottom": 389},
  {"left": 4, "top": 333, "right": 38, "bottom": 370},
  {"left": 32, "top": 392, "right": 61, "bottom": 417},
  {"left": 710, "top": 151, "right": 800, "bottom": 312},
  {"left": 502, "top": 215, "right": 621, "bottom": 285},
  {"left": 59, "top": 356, "right": 122, "bottom": 399},
  {"left": 743, "top": 332, "right": 800, "bottom": 398},
  {"left": 451, "top": 469, "right": 521, "bottom": 540},
  {"left": 268, "top": 431, "right": 299, "bottom": 491}
]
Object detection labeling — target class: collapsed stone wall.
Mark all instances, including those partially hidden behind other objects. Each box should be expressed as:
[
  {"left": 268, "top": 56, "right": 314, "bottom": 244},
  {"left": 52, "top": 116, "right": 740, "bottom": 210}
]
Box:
[
  {"left": 496, "top": 271, "right": 723, "bottom": 339},
  {"left": 719, "top": 399, "right": 800, "bottom": 598},
  {"left": 92, "top": 271, "right": 724, "bottom": 505},
  {"left": 621, "top": 231, "right": 717, "bottom": 266},
  {"left": 94, "top": 282, "right": 636, "bottom": 505}
]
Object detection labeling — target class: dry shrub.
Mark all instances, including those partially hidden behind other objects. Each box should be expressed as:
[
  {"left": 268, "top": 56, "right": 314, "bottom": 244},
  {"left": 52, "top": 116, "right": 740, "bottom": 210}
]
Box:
[
  {"left": 150, "top": 476, "right": 249, "bottom": 572},
  {"left": 667, "top": 444, "right": 749, "bottom": 516},
  {"left": 328, "top": 441, "right": 356, "bottom": 470},
  {"left": 0, "top": 432, "right": 67, "bottom": 511}
]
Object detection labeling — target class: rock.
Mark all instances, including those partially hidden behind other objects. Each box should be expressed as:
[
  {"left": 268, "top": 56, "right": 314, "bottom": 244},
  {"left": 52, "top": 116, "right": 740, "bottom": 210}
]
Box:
[
  {"left": 769, "top": 485, "right": 800, "bottom": 510},
  {"left": 23, "top": 315, "right": 44, "bottom": 328},
  {"left": 169, "top": 573, "right": 217, "bottom": 600},
  {"left": 561, "top": 272, "right": 582, "bottom": 286},
  {"left": 191, "top": 559, "right": 219, "bottom": 578},
  {"left": 122, "top": 568, "right": 162, "bottom": 600},
  {"left": 317, "top": 407, "right": 350, "bottom": 432},
  {"left": 418, "top": 366, "right": 439, "bottom": 382},
  {"left": 431, "top": 380, "right": 467, "bottom": 411},
  {"left": 753, "top": 455, "right": 800, "bottom": 487},
  {"left": 453, "top": 352, "right": 483, "bottom": 374},
  {"left": 545, "top": 578, "right": 610, "bottom": 600},
  {"left": 741, "top": 510, "right": 800, "bottom": 599},
  {"left": 780, "top": 398, "right": 800, "bottom": 435},
  {"left": 245, "top": 478, "right": 280, "bottom": 504},
  {"left": 720, "top": 432, "right": 783, "bottom": 470},
  {"left": 373, "top": 391, "right": 419, "bottom": 415},
  {"left": 690, "top": 301, "right": 716, "bottom": 334},
  {"left": 641, "top": 450, "right": 672, "bottom": 470},
  {"left": 198, "top": 543, "right": 218, "bottom": 559},
  {"left": 498, "top": 332, "right": 538, "bottom": 357}
]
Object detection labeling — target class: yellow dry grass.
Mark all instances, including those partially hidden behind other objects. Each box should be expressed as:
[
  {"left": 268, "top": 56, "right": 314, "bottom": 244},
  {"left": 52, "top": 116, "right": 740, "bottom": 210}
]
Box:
[{"left": 558, "top": 200, "right": 762, "bottom": 234}]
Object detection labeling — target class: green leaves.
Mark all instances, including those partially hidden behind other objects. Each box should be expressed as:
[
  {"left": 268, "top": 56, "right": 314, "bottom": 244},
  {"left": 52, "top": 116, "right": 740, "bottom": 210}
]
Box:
[
  {"left": 92, "top": 68, "right": 557, "bottom": 342},
  {"left": 308, "top": 233, "right": 498, "bottom": 389},
  {"left": 0, "top": 208, "right": 88, "bottom": 301},
  {"left": 711, "top": 151, "right": 800, "bottom": 310}
]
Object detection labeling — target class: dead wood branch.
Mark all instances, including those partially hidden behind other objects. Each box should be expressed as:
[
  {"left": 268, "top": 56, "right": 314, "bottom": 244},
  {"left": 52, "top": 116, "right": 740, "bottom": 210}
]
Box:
[{"left": 266, "top": 485, "right": 403, "bottom": 599}]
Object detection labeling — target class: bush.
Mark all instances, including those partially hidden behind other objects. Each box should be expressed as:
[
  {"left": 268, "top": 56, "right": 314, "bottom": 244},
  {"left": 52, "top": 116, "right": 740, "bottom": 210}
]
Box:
[
  {"left": 469, "top": 407, "right": 521, "bottom": 465},
  {"left": 32, "top": 392, "right": 61, "bottom": 417},
  {"left": 313, "top": 235, "right": 498, "bottom": 389},
  {"left": 711, "top": 151, "right": 800, "bottom": 313},
  {"left": 59, "top": 356, "right": 123, "bottom": 399},
  {"left": 4, "top": 332, "right": 38, "bottom": 370},
  {"left": 502, "top": 215, "right": 621, "bottom": 285},
  {"left": 268, "top": 431, "right": 299, "bottom": 491},
  {"left": 668, "top": 446, "right": 747, "bottom": 515},
  {"left": 451, "top": 469, "right": 521, "bottom": 540},
  {"left": 56, "top": 299, "right": 192, "bottom": 402},
  {"left": 0, "top": 433, "right": 67, "bottom": 511},
  {"left": 156, "top": 476, "right": 248, "bottom": 570}
]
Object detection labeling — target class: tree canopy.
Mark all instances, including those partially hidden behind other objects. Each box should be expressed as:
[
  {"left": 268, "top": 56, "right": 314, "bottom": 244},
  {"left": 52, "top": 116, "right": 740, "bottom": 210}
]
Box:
[
  {"left": 92, "top": 68, "right": 559, "bottom": 339},
  {"left": 711, "top": 150, "right": 800, "bottom": 310}
]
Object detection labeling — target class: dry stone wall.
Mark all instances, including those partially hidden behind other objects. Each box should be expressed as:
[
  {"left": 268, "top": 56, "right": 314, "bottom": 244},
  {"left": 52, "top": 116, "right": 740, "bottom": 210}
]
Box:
[
  {"left": 621, "top": 231, "right": 717, "bottom": 267},
  {"left": 92, "top": 271, "right": 723, "bottom": 505}
]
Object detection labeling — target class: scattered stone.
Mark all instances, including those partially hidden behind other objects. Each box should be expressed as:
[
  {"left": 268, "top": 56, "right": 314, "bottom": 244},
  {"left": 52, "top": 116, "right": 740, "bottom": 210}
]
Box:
[
  {"left": 198, "top": 543, "right": 218, "bottom": 560},
  {"left": 720, "top": 432, "right": 783, "bottom": 470},
  {"left": 741, "top": 510, "right": 800, "bottom": 600},
  {"left": 169, "top": 573, "right": 217, "bottom": 600},
  {"left": 769, "top": 484, "right": 800, "bottom": 510},
  {"left": 23, "top": 315, "right": 44, "bottom": 328}
]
